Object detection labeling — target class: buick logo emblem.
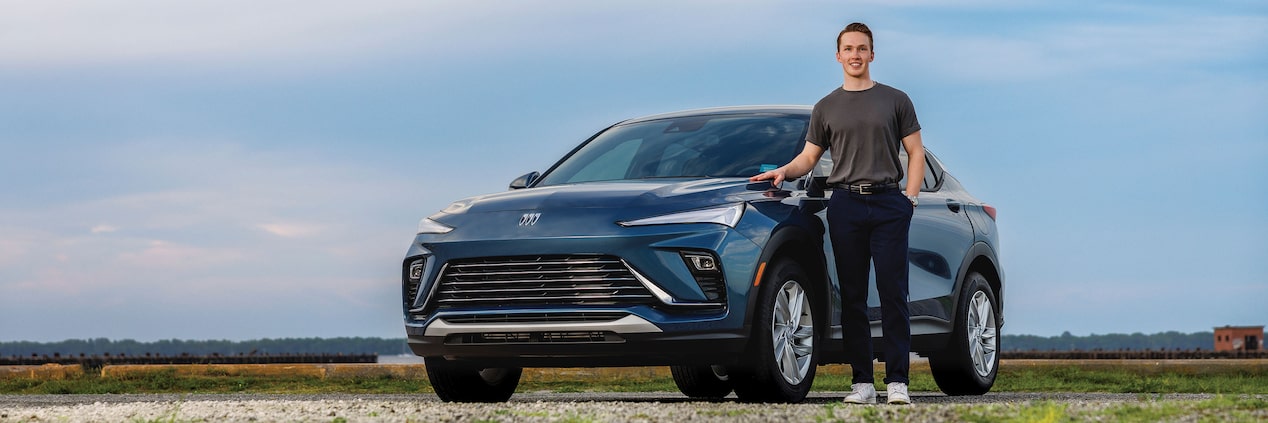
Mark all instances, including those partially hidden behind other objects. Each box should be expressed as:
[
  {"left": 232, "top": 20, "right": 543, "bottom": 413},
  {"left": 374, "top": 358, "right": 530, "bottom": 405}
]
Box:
[{"left": 519, "top": 212, "right": 542, "bottom": 226}]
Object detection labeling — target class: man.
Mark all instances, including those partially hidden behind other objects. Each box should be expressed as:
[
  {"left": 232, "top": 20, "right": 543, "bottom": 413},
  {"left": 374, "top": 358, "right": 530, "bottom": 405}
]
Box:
[{"left": 750, "top": 22, "right": 924, "bottom": 405}]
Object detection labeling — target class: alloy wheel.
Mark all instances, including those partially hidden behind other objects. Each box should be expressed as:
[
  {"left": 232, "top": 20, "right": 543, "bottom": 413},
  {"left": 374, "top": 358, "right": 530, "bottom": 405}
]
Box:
[
  {"left": 967, "top": 290, "right": 998, "bottom": 378},
  {"left": 771, "top": 280, "right": 815, "bottom": 384}
]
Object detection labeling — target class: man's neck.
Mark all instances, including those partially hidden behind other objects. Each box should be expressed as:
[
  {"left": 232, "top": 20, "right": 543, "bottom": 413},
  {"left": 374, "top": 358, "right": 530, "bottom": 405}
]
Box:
[{"left": 841, "top": 76, "right": 875, "bottom": 92}]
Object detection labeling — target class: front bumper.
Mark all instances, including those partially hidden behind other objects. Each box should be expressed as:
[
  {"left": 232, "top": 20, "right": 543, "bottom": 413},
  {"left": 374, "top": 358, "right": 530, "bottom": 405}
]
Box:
[
  {"left": 406, "top": 313, "right": 750, "bottom": 367},
  {"left": 401, "top": 213, "right": 768, "bottom": 367}
]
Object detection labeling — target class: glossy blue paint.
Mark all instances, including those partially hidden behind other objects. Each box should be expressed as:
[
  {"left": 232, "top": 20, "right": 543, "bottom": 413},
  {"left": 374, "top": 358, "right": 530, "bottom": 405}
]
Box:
[{"left": 401, "top": 106, "right": 1002, "bottom": 367}]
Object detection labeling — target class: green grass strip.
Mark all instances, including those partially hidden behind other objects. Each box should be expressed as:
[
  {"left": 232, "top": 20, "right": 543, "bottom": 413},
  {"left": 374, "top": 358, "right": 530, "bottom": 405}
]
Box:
[{"left": 2, "top": 364, "right": 1266, "bottom": 395}]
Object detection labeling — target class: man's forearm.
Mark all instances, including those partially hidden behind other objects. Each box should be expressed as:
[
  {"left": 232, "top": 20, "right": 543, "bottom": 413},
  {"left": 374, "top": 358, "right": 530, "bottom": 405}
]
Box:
[
  {"left": 782, "top": 155, "right": 816, "bottom": 179},
  {"left": 905, "top": 153, "right": 924, "bottom": 196},
  {"left": 902, "top": 132, "right": 925, "bottom": 197}
]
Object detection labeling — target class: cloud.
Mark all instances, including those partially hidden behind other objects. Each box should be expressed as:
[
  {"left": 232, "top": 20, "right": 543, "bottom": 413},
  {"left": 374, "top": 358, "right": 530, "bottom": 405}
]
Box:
[
  {"left": 0, "top": 1, "right": 434, "bottom": 67},
  {"left": 0, "top": 1, "right": 839, "bottom": 70},
  {"left": 0, "top": 236, "right": 31, "bottom": 267},
  {"left": 0, "top": 138, "right": 417, "bottom": 339},
  {"left": 0, "top": 1, "right": 648, "bottom": 68},
  {"left": 7, "top": 0, "right": 1262, "bottom": 77},
  {"left": 889, "top": 14, "right": 1268, "bottom": 82},
  {"left": 90, "top": 225, "right": 119, "bottom": 234},
  {"left": 257, "top": 222, "right": 323, "bottom": 238},
  {"left": 49, "top": 140, "right": 408, "bottom": 236},
  {"left": 115, "top": 239, "right": 246, "bottom": 270}
]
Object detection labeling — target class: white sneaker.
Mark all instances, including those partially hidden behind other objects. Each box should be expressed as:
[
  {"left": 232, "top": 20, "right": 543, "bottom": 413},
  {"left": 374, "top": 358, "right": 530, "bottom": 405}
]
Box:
[
  {"left": 843, "top": 383, "right": 877, "bottom": 404},
  {"left": 886, "top": 382, "right": 911, "bottom": 405}
]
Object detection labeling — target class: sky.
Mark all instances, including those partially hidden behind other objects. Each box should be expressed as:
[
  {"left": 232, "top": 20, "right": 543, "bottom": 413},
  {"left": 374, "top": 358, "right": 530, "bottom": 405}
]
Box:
[{"left": 1, "top": 0, "right": 1265, "bottom": 343}]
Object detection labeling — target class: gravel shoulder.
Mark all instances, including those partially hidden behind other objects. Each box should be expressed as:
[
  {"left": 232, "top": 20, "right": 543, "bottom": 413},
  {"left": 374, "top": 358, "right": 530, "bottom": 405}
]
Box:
[{"left": 1, "top": 392, "right": 1253, "bottom": 422}]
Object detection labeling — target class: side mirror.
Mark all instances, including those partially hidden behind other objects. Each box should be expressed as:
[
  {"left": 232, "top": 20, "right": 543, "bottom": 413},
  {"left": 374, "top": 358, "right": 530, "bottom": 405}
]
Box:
[
  {"left": 805, "top": 176, "right": 828, "bottom": 198},
  {"left": 803, "top": 157, "right": 833, "bottom": 198},
  {"left": 509, "top": 171, "right": 540, "bottom": 190}
]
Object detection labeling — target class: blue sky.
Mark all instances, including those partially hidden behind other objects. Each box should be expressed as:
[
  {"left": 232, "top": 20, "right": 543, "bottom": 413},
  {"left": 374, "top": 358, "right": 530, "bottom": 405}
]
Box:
[{"left": 2, "top": 1, "right": 1265, "bottom": 342}]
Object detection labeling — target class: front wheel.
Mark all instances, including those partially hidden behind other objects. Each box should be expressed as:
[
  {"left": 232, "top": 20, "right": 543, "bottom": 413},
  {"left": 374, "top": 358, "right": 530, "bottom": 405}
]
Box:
[
  {"left": 671, "top": 365, "right": 733, "bottom": 399},
  {"left": 424, "top": 357, "right": 522, "bottom": 402},
  {"left": 732, "top": 260, "right": 818, "bottom": 403},
  {"left": 929, "top": 272, "right": 999, "bottom": 395}
]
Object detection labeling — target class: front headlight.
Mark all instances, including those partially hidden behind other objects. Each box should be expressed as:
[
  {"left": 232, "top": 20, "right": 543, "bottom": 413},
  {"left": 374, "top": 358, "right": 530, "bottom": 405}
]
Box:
[
  {"left": 417, "top": 217, "right": 454, "bottom": 234},
  {"left": 617, "top": 203, "right": 745, "bottom": 228}
]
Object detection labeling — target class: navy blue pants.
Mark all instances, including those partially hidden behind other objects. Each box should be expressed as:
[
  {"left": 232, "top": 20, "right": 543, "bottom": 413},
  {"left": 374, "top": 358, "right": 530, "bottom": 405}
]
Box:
[{"left": 827, "top": 189, "right": 913, "bottom": 384}]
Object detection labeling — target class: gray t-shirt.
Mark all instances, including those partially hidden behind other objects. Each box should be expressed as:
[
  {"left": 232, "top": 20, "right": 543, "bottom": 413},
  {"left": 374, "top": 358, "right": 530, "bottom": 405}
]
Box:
[{"left": 806, "top": 83, "right": 921, "bottom": 186}]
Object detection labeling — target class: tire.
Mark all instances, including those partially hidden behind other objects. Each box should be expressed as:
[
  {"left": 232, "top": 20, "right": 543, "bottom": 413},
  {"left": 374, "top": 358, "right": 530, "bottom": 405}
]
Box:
[
  {"left": 424, "top": 357, "right": 522, "bottom": 402},
  {"left": 732, "top": 260, "right": 819, "bottom": 403},
  {"left": 929, "top": 272, "right": 999, "bottom": 395},
  {"left": 671, "top": 365, "right": 733, "bottom": 399}
]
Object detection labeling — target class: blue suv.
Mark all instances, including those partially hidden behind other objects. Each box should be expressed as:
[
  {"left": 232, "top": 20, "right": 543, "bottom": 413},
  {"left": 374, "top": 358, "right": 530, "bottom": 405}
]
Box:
[{"left": 402, "top": 106, "right": 1003, "bottom": 402}]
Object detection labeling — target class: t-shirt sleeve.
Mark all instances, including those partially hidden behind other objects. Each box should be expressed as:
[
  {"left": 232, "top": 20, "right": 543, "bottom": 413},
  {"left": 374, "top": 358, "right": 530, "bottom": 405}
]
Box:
[
  {"left": 806, "top": 104, "right": 829, "bottom": 149},
  {"left": 897, "top": 92, "right": 921, "bottom": 138}
]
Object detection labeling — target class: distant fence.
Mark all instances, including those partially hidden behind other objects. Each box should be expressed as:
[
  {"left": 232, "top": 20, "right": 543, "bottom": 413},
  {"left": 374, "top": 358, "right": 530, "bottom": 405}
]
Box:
[
  {"left": 0, "top": 353, "right": 378, "bottom": 368},
  {"left": 1001, "top": 349, "right": 1268, "bottom": 360}
]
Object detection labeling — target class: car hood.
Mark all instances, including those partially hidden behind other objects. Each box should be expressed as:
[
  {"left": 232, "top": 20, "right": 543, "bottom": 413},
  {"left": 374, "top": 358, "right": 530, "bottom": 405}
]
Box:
[
  {"left": 420, "top": 178, "right": 776, "bottom": 239},
  {"left": 442, "top": 178, "right": 763, "bottom": 215}
]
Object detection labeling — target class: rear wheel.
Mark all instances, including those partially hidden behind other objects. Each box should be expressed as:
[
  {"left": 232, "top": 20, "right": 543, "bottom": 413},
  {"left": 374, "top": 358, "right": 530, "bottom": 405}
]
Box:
[
  {"left": 732, "top": 260, "right": 818, "bottom": 403},
  {"left": 929, "top": 272, "right": 999, "bottom": 395},
  {"left": 424, "top": 357, "right": 522, "bottom": 402},
  {"left": 671, "top": 365, "right": 733, "bottom": 399}
]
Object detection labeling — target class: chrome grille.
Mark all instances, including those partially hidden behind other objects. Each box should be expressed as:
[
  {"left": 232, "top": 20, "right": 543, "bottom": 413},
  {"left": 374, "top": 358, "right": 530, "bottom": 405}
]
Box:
[{"left": 432, "top": 255, "right": 656, "bottom": 309}]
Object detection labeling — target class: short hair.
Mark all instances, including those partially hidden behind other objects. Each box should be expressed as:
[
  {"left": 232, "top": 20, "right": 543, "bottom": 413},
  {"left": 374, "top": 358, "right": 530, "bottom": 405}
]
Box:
[{"left": 837, "top": 22, "right": 873, "bottom": 51}]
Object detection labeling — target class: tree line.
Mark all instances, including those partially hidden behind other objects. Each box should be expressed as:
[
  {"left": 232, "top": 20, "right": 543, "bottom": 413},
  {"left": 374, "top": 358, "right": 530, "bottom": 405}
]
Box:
[
  {"left": 1, "top": 331, "right": 1219, "bottom": 357},
  {"left": 0, "top": 337, "right": 410, "bottom": 357},
  {"left": 1001, "top": 331, "right": 1214, "bottom": 351}
]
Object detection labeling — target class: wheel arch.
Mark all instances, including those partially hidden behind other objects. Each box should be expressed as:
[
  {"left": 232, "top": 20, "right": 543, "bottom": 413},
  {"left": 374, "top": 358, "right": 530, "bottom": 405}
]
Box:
[
  {"left": 956, "top": 242, "right": 1004, "bottom": 327},
  {"left": 745, "top": 225, "right": 830, "bottom": 337}
]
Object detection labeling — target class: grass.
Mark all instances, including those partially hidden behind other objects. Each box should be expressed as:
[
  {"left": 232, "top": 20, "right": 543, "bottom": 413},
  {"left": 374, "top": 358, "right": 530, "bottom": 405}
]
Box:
[
  {"left": 2, "top": 363, "right": 1266, "bottom": 395},
  {"left": 808, "top": 364, "right": 1268, "bottom": 395},
  {"left": 987, "top": 364, "right": 1267, "bottom": 394},
  {"left": 0, "top": 368, "right": 434, "bottom": 395},
  {"left": 945, "top": 396, "right": 1268, "bottom": 423}
]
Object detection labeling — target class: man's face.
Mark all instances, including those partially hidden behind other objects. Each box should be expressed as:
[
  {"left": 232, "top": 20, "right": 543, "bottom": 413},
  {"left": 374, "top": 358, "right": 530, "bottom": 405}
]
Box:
[{"left": 836, "top": 32, "right": 874, "bottom": 78}]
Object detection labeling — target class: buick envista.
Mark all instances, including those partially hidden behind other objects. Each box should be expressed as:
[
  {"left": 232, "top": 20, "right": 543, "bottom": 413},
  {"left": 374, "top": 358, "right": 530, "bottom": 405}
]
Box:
[{"left": 401, "top": 106, "right": 1003, "bottom": 402}]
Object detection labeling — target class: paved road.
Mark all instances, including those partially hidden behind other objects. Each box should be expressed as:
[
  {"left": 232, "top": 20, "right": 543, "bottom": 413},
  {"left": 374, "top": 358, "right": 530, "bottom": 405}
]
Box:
[{"left": 0, "top": 392, "right": 1229, "bottom": 422}]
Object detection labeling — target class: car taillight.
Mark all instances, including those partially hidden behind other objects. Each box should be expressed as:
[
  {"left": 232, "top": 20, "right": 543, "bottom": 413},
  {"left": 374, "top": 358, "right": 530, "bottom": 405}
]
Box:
[{"left": 983, "top": 204, "right": 997, "bottom": 220}]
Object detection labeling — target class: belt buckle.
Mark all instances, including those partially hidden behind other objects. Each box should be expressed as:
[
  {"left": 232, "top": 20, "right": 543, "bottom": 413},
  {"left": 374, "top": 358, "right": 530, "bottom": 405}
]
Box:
[{"left": 856, "top": 183, "right": 873, "bottom": 194}]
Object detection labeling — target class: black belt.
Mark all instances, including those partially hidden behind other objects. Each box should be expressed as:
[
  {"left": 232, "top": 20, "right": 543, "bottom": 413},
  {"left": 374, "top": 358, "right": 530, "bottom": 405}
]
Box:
[{"left": 830, "top": 182, "right": 899, "bottom": 194}]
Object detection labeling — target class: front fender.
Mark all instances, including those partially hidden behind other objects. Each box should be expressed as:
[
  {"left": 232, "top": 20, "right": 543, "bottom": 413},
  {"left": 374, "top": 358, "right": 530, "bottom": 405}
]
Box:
[{"left": 744, "top": 224, "right": 830, "bottom": 337}]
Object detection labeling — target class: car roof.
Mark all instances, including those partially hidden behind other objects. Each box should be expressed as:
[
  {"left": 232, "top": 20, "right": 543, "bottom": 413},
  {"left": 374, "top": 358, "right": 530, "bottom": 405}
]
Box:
[{"left": 616, "top": 105, "right": 812, "bottom": 125}]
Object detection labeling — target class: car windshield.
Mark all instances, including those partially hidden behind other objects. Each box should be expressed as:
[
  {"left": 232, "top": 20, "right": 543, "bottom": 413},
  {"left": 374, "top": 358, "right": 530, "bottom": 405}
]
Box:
[{"left": 536, "top": 114, "right": 808, "bottom": 186}]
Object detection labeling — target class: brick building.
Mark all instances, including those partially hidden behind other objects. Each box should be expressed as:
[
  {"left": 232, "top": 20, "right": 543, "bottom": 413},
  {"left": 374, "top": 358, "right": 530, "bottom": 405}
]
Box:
[{"left": 1214, "top": 325, "right": 1264, "bottom": 352}]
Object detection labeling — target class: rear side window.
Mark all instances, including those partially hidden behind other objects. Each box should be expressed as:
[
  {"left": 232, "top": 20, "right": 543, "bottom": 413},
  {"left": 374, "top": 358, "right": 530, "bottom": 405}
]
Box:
[
  {"left": 923, "top": 151, "right": 947, "bottom": 191},
  {"left": 922, "top": 156, "right": 941, "bottom": 190}
]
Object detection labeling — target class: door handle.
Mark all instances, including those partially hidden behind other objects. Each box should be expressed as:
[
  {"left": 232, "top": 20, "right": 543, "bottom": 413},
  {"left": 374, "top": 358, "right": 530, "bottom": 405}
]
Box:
[{"left": 946, "top": 200, "right": 962, "bottom": 213}]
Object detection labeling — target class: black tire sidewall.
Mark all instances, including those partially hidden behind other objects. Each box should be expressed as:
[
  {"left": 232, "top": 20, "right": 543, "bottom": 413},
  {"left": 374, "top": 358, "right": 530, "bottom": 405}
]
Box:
[
  {"left": 670, "top": 365, "right": 733, "bottom": 399},
  {"left": 735, "top": 260, "right": 818, "bottom": 402},
  {"left": 424, "top": 357, "right": 522, "bottom": 402},
  {"left": 930, "top": 273, "right": 998, "bottom": 395}
]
